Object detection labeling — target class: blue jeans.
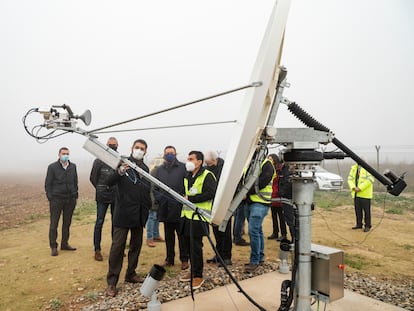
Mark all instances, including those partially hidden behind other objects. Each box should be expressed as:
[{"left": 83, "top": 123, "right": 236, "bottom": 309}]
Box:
[
  {"left": 245, "top": 202, "right": 269, "bottom": 264},
  {"left": 94, "top": 201, "right": 114, "bottom": 251},
  {"left": 233, "top": 201, "right": 246, "bottom": 242},
  {"left": 146, "top": 210, "right": 160, "bottom": 239}
]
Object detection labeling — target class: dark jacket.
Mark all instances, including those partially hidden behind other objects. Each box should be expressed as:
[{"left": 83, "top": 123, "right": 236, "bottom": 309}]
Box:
[
  {"left": 108, "top": 157, "right": 151, "bottom": 228},
  {"left": 154, "top": 159, "right": 186, "bottom": 223},
  {"left": 205, "top": 157, "right": 224, "bottom": 182},
  {"left": 278, "top": 164, "right": 292, "bottom": 199},
  {"left": 89, "top": 158, "right": 117, "bottom": 203},
  {"left": 45, "top": 160, "right": 78, "bottom": 201}
]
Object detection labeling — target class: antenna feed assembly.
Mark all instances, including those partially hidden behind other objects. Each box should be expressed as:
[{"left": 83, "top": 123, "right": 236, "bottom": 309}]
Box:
[
  {"left": 23, "top": 104, "right": 92, "bottom": 142},
  {"left": 38, "top": 104, "right": 92, "bottom": 129}
]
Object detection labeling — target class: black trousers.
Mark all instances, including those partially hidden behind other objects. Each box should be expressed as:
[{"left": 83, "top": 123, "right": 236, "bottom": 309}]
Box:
[
  {"left": 183, "top": 235, "right": 204, "bottom": 278},
  {"left": 212, "top": 219, "right": 232, "bottom": 260},
  {"left": 163, "top": 221, "right": 188, "bottom": 264},
  {"left": 180, "top": 218, "right": 207, "bottom": 278},
  {"left": 354, "top": 197, "right": 371, "bottom": 228},
  {"left": 49, "top": 197, "right": 76, "bottom": 248},
  {"left": 270, "top": 206, "right": 287, "bottom": 237},
  {"left": 282, "top": 203, "right": 295, "bottom": 241},
  {"left": 107, "top": 226, "right": 143, "bottom": 286}
]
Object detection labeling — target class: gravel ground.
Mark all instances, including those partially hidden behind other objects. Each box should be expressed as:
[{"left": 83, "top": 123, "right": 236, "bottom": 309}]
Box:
[{"left": 63, "top": 261, "right": 413, "bottom": 311}]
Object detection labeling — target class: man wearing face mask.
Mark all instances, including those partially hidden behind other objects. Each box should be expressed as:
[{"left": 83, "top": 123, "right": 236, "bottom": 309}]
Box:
[
  {"left": 154, "top": 146, "right": 188, "bottom": 269},
  {"left": 45, "top": 147, "right": 78, "bottom": 257},
  {"left": 179, "top": 151, "right": 217, "bottom": 290},
  {"left": 89, "top": 137, "right": 119, "bottom": 261},
  {"left": 105, "top": 139, "right": 151, "bottom": 297},
  {"left": 204, "top": 151, "right": 233, "bottom": 266}
]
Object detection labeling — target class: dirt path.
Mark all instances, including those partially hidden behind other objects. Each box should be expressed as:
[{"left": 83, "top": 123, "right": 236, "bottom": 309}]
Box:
[{"left": 0, "top": 176, "right": 413, "bottom": 310}]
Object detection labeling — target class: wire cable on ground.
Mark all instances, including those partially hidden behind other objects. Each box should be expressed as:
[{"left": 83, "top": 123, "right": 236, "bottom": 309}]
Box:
[{"left": 314, "top": 191, "right": 388, "bottom": 246}]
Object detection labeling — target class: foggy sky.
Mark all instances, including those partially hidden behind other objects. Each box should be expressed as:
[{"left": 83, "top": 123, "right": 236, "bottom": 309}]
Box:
[{"left": 1, "top": 0, "right": 414, "bottom": 176}]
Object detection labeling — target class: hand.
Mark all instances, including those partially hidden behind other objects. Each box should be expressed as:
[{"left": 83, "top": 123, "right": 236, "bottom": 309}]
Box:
[
  {"left": 118, "top": 164, "right": 129, "bottom": 175},
  {"left": 353, "top": 187, "right": 361, "bottom": 192}
]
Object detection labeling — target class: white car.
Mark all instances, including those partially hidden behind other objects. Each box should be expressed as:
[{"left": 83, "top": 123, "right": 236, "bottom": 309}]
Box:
[{"left": 313, "top": 166, "right": 344, "bottom": 191}]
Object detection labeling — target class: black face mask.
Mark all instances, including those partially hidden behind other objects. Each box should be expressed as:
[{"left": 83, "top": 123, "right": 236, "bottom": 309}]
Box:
[{"left": 108, "top": 144, "right": 118, "bottom": 151}]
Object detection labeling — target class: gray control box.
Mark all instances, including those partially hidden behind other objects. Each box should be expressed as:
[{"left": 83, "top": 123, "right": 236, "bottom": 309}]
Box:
[{"left": 311, "top": 244, "right": 344, "bottom": 302}]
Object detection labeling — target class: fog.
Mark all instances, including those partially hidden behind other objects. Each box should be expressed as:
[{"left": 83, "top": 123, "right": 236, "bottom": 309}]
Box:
[{"left": 1, "top": 0, "right": 414, "bottom": 178}]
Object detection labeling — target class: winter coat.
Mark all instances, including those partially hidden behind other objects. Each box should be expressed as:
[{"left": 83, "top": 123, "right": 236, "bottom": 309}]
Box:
[
  {"left": 154, "top": 159, "right": 186, "bottom": 223},
  {"left": 278, "top": 164, "right": 292, "bottom": 200},
  {"left": 108, "top": 157, "right": 151, "bottom": 228},
  {"left": 45, "top": 160, "right": 78, "bottom": 201},
  {"left": 89, "top": 158, "right": 117, "bottom": 203}
]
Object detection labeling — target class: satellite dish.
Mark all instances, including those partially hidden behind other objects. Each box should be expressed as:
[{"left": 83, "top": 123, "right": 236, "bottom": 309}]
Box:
[{"left": 77, "top": 109, "right": 92, "bottom": 126}]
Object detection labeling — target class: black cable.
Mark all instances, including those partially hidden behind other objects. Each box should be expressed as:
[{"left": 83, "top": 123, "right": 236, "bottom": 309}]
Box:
[
  {"left": 87, "top": 82, "right": 261, "bottom": 134},
  {"left": 121, "top": 162, "right": 267, "bottom": 309},
  {"left": 196, "top": 212, "right": 267, "bottom": 311}
]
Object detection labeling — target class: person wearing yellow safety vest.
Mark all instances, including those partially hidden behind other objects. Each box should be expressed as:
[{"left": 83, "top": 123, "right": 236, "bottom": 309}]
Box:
[
  {"left": 244, "top": 157, "right": 276, "bottom": 274},
  {"left": 348, "top": 163, "right": 374, "bottom": 232},
  {"left": 179, "top": 151, "right": 217, "bottom": 290}
]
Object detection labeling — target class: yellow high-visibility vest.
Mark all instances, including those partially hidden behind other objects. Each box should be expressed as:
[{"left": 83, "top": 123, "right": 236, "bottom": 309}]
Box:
[
  {"left": 246, "top": 158, "right": 276, "bottom": 204},
  {"left": 181, "top": 169, "right": 216, "bottom": 221}
]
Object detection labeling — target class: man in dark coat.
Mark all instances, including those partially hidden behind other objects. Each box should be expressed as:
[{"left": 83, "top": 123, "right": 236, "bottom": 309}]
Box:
[
  {"left": 89, "top": 137, "right": 118, "bottom": 261},
  {"left": 278, "top": 161, "right": 294, "bottom": 241},
  {"left": 45, "top": 147, "right": 78, "bottom": 257},
  {"left": 204, "top": 151, "right": 233, "bottom": 266},
  {"left": 154, "top": 145, "right": 189, "bottom": 270},
  {"left": 105, "top": 139, "right": 151, "bottom": 297}
]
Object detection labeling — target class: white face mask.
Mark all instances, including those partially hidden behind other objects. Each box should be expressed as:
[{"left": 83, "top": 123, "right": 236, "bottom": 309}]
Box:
[
  {"left": 132, "top": 149, "right": 145, "bottom": 160},
  {"left": 185, "top": 161, "right": 196, "bottom": 172}
]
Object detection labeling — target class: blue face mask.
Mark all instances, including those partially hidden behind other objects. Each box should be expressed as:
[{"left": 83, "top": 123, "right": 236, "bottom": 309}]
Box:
[
  {"left": 165, "top": 153, "right": 176, "bottom": 162},
  {"left": 60, "top": 155, "right": 69, "bottom": 162}
]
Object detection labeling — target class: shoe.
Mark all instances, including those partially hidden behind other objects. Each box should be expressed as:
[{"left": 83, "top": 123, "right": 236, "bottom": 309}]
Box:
[
  {"left": 61, "top": 244, "right": 77, "bottom": 251},
  {"left": 276, "top": 235, "right": 286, "bottom": 241},
  {"left": 206, "top": 256, "right": 217, "bottom": 263},
  {"left": 192, "top": 277, "right": 204, "bottom": 290},
  {"left": 51, "top": 248, "right": 58, "bottom": 256},
  {"left": 267, "top": 233, "right": 278, "bottom": 240},
  {"left": 94, "top": 250, "right": 103, "bottom": 261},
  {"left": 179, "top": 272, "right": 191, "bottom": 282},
  {"left": 244, "top": 263, "right": 259, "bottom": 273},
  {"left": 147, "top": 239, "right": 156, "bottom": 247},
  {"left": 234, "top": 239, "right": 250, "bottom": 246},
  {"left": 153, "top": 237, "right": 164, "bottom": 242},
  {"left": 363, "top": 227, "right": 371, "bottom": 232},
  {"left": 218, "top": 259, "right": 233, "bottom": 267},
  {"left": 352, "top": 226, "right": 362, "bottom": 230},
  {"left": 160, "top": 260, "right": 174, "bottom": 267},
  {"left": 125, "top": 274, "right": 144, "bottom": 283},
  {"left": 181, "top": 262, "right": 189, "bottom": 270},
  {"left": 105, "top": 285, "right": 117, "bottom": 297}
]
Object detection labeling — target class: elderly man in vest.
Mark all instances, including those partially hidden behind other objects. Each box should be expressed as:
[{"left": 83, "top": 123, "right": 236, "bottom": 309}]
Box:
[
  {"left": 348, "top": 163, "right": 374, "bottom": 232},
  {"left": 244, "top": 156, "right": 275, "bottom": 273},
  {"left": 179, "top": 151, "right": 217, "bottom": 290}
]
